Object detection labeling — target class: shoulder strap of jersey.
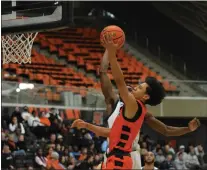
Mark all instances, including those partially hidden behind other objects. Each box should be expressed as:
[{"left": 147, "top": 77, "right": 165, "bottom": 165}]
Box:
[{"left": 137, "top": 100, "right": 147, "bottom": 114}]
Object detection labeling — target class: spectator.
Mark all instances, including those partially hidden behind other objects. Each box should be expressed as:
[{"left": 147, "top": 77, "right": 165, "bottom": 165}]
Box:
[
  {"left": 152, "top": 143, "right": 161, "bottom": 155},
  {"left": 101, "top": 139, "right": 108, "bottom": 153},
  {"left": 144, "top": 135, "right": 155, "bottom": 151},
  {"left": 2, "top": 145, "right": 15, "bottom": 169},
  {"left": 47, "top": 147, "right": 54, "bottom": 160},
  {"left": 57, "top": 134, "right": 64, "bottom": 145},
  {"left": 46, "top": 108, "right": 62, "bottom": 134},
  {"left": 177, "top": 145, "right": 188, "bottom": 161},
  {"left": 142, "top": 151, "right": 158, "bottom": 170},
  {"left": 68, "top": 145, "right": 75, "bottom": 158},
  {"left": 77, "top": 152, "right": 94, "bottom": 170},
  {"left": 56, "top": 144, "right": 63, "bottom": 156},
  {"left": 35, "top": 148, "right": 47, "bottom": 169},
  {"left": 195, "top": 144, "right": 205, "bottom": 165},
  {"left": 94, "top": 154, "right": 101, "bottom": 166},
  {"left": 155, "top": 148, "right": 165, "bottom": 166},
  {"left": 79, "top": 147, "right": 88, "bottom": 161},
  {"left": 67, "top": 156, "right": 76, "bottom": 170},
  {"left": 9, "top": 116, "right": 25, "bottom": 134},
  {"left": 16, "top": 135, "right": 27, "bottom": 151},
  {"left": 60, "top": 156, "right": 68, "bottom": 168},
  {"left": 13, "top": 135, "right": 26, "bottom": 156},
  {"left": 89, "top": 142, "right": 95, "bottom": 153},
  {"left": 141, "top": 141, "right": 148, "bottom": 150},
  {"left": 164, "top": 144, "right": 175, "bottom": 157},
  {"left": 72, "top": 145, "right": 81, "bottom": 158},
  {"left": 160, "top": 154, "right": 176, "bottom": 170},
  {"left": 175, "top": 152, "right": 188, "bottom": 170},
  {"left": 6, "top": 134, "right": 16, "bottom": 152},
  {"left": 2, "top": 131, "right": 7, "bottom": 148},
  {"left": 141, "top": 148, "right": 148, "bottom": 166},
  {"left": 11, "top": 107, "right": 23, "bottom": 123},
  {"left": 46, "top": 151, "right": 66, "bottom": 170},
  {"left": 46, "top": 108, "right": 62, "bottom": 123},
  {"left": 186, "top": 146, "right": 200, "bottom": 169},
  {"left": 200, "top": 154, "right": 207, "bottom": 170},
  {"left": 47, "top": 133, "right": 57, "bottom": 147}
]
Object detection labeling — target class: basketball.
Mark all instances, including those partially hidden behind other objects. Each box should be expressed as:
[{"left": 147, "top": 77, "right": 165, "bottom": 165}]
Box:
[{"left": 100, "top": 25, "right": 125, "bottom": 49}]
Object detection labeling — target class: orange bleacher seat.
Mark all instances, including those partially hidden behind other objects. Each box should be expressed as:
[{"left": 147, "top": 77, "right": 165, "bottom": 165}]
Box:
[
  {"left": 74, "top": 110, "right": 80, "bottom": 119},
  {"left": 59, "top": 49, "right": 67, "bottom": 56},
  {"left": 169, "top": 85, "right": 177, "bottom": 91},
  {"left": 3, "top": 64, "right": 9, "bottom": 69},
  {"left": 163, "top": 81, "right": 171, "bottom": 91},
  {"left": 28, "top": 107, "right": 34, "bottom": 113},
  {"left": 68, "top": 54, "right": 76, "bottom": 62},
  {"left": 66, "top": 109, "right": 74, "bottom": 119},
  {"left": 49, "top": 45, "right": 57, "bottom": 52}
]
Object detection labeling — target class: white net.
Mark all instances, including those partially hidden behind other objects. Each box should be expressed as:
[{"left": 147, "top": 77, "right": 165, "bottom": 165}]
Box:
[{"left": 1, "top": 32, "right": 38, "bottom": 64}]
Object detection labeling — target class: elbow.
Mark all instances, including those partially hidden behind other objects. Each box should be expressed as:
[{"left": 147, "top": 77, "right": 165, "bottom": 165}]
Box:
[
  {"left": 102, "top": 129, "right": 111, "bottom": 138},
  {"left": 163, "top": 127, "right": 171, "bottom": 137},
  {"left": 105, "top": 131, "right": 110, "bottom": 138}
]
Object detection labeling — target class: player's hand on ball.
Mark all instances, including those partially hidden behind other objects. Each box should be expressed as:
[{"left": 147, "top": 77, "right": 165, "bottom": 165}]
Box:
[
  {"left": 71, "top": 119, "right": 87, "bottom": 129},
  {"left": 102, "top": 33, "right": 120, "bottom": 52},
  {"left": 188, "top": 118, "right": 200, "bottom": 131}
]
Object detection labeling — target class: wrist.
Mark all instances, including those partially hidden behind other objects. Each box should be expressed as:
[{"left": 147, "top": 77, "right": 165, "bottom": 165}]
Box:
[
  {"left": 187, "top": 126, "right": 192, "bottom": 132},
  {"left": 99, "top": 68, "right": 107, "bottom": 73},
  {"left": 107, "top": 48, "right": 117, "bottom": 55},
  {"left": 85, "top": 122, "right": 89, "bottom": 129}
]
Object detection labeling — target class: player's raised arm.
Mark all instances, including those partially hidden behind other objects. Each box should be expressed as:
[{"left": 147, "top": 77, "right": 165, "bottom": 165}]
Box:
[
  {"left": 100, "top": 49, "right": 118, "bottom": 114},
  {"left": 145, "top": 113, "right": 200, "bottom": 136},
  {"left": 102, "top": 34, "right": 138, "bottom": 119}
]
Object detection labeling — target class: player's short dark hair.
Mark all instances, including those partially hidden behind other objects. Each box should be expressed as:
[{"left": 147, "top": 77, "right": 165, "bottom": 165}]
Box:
[{"left": 145, "top": 76, "right": 166, "bottom": 106}]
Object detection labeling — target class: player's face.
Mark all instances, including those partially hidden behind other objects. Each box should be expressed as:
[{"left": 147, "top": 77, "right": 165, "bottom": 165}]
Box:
[
  {"left": 144, "top": 152, "right": 155, "bottom": 164},
  {"left": 129, "top": 82, "right": 150, "bottom": 101}
]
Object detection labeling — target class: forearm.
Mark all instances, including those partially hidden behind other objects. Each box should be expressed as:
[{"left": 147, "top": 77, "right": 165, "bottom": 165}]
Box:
[
  {"left": 85, "top": 122, "right": 110, "bottom": 137},
  {"left": 100, "top": 50, "right": 116, "bottom": 101},
  {"left": 146, "top": 117, "right": 191, "bottom": 137},
  {"left": 108, "top": 51, "right": 125, "bottom": 84},
  {"left": 100, "top": 72, "right": 114, "bottom": 100},
  {"left": 165, "top": 126, "right": 191, "bottom": 136}
]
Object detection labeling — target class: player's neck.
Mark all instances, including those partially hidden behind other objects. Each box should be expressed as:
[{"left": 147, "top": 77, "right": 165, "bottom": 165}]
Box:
[{"left": 143, "top": 164, "right": 155, "bottom": 170}]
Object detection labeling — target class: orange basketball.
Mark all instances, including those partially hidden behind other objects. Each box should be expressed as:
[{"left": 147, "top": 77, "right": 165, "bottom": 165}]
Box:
[{"left": 100, "top": 25, "right": 125, "bottom": 49}]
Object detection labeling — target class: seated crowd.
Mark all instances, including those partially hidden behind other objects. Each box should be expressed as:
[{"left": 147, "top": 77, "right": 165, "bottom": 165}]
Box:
[{"left": 1, "top": 107, "right": 207, "bottom": 170}]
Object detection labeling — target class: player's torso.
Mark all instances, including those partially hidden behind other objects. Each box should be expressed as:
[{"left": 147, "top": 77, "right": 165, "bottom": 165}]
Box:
[
  {"left": 106, "top": 100, "right": 142, "bottom": 150},
  {"left": 108, "top": 100, "right": 146, "bottom": 153}
]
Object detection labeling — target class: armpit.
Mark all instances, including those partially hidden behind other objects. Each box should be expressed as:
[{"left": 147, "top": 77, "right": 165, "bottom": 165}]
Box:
[{"left": 144, "top": 112, "right": 154, "bottom": 122}]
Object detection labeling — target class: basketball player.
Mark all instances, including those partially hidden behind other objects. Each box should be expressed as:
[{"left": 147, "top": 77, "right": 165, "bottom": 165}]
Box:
[
  {"left": 142, "top": 151, "right": 158, "bottom": 170},
  {"left": 80, "top": 33, "right": 162, "bottom": 169},
  {"left": 72, "top": 49, "right": 200, "bottom": 169}
]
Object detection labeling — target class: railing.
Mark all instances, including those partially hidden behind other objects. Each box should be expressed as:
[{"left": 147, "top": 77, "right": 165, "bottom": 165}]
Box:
[{"left": 2, "top": 81, "right": 207, "bottom": 117}]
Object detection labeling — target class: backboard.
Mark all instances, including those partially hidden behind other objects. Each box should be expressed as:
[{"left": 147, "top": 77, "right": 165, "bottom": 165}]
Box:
[{"left": 2, "top": 0, "right": 74, "bottom": 35}]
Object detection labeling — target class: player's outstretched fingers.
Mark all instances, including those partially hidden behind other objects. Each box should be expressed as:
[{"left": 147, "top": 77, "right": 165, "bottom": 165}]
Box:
[
  {"left": 71, "top": 119, "right": 82, "bottom": 128},
  {"left": 195, "top": 118, "right": 201, "bottom": 127}
]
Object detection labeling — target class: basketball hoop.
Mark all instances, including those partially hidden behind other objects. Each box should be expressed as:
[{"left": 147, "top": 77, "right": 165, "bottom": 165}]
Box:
[{"left": 1, "top": 32, "right": 38, "bottom": 64}]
